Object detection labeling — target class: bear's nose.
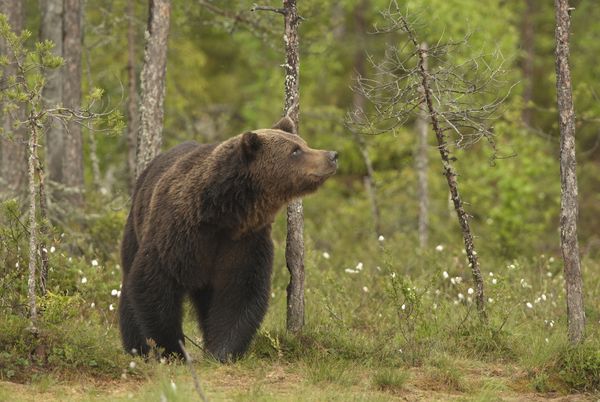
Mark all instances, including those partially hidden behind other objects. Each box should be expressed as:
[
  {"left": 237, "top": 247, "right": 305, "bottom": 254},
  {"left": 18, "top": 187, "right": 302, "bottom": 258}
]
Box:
[{"left": 328, "top": 151, "right": 339, "bottom": 163}]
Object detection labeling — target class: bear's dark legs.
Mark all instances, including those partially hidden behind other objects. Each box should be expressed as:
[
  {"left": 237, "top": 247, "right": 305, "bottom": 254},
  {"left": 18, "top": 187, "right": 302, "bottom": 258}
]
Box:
[
  {"left": 118, "top": 286, "right": 147, "bottom": 355},
  {"left": 127, "top": 249, "right": 185, "bottom": 358},
  {"left": 191, "top": 276, "right": 270, "bottom": 362}
]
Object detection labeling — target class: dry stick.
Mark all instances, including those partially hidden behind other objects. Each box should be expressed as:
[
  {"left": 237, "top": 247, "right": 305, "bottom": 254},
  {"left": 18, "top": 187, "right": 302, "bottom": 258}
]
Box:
[
  {"left": 416, "top": 42, "right": 429, "bottom": 249},
  {"left": 253, "top": 0, "right": 305, "bottom": 333},
  {"left": 178, "top": 340, "right": 209, "bottom": 402},
  {"left": 554, "top": 0, "right": 585, "bottom": 344},
  {"left": 401, "top": 17, "right": 487, "bottom": 320}
]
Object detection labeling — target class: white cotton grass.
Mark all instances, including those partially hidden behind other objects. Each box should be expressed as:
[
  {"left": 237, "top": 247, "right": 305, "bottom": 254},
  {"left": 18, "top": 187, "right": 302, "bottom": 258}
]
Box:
[
  {"left": 435, "top": 244, "right": 444, "bottom": 252},
  {"left": 362, "top": 286, "right": 368, "bottom": 293},
  {"left": 378, "top": 235, "right": 385, "bottom": 242},
  {"left": 322, "top": 251, "right": 330, "bottom": 259},
  {"left": 442, "top": 271, "right": 449, "bottom": 279},
  {"left": 91, "top": 259, "right": 99, "bottom": 267},
  {"left": 81, "top": 277, "right": 88, "bottom": 284},
  {"left": 109, "top": 304, "right": 115, "bottom": 311}
]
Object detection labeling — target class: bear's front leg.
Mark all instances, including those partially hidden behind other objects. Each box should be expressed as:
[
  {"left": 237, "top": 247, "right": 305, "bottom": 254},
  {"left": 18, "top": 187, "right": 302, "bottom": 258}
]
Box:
[
  {"left": 127, "top": 247, "right": 186, "bottom": 358},
  {"left": 194, "top": 285, "right": 270, "bottom": 362}
]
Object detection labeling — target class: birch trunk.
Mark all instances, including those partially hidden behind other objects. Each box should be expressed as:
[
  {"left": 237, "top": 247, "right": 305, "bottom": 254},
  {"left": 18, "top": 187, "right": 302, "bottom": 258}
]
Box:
[
  {"left": 62, "top": 0, "right": 84, "bottom": 205},
  {"left": 554, "top": 0, "right": 585, "bottom": 344},
  {"left": 282, "top": 0, "right": 304, "bottom": 333},
  {"left": 0, "top": 0, "right": 27, "bottom": 196},
  {"left": 137, "top": 0, "right": 170, "bottom": 177},
  {"left": 40, "top": 0, "right": 64, "bottom": 184}
]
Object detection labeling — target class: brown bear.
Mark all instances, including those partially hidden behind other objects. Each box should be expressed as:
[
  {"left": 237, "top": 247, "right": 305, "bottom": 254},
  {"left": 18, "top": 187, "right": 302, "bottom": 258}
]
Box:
[{"left": 118, "top": 117, "right": 337, "bottom": 361}]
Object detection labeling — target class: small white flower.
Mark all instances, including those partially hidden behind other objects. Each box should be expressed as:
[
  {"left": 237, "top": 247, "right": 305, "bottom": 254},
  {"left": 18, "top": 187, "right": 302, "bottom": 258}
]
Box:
[
  {"left": 322, "top": 252, "right": 330, "bottom": 259},
  {"left": 492, "top": 278, "right": 498, "bottom": 285},
  {"left": 109, "top": 304, "right": 115, "bottom": 311},
  {"left": 271, "top": 292, "right": 275, "bottom": 298},
  {"left": 90, "top": 302, "right": 95, "bottom": 308},
  {"left": 488, "top": 298, "right": 494, "bottom": 303},
  {"left": 160, "top": 357, "right": 167, "bottom": 364},
  {"left": 546, "top": 271, "right": 553, "bottom": 277},
  {"left": 435, "top": 244, "right": 444, "bottom": 252},
  {"left": 362, "top": 286, "right": 368, "bottom": 293},
  {"left": 489, "top": 272, "right": 494, "bottom": 277},
  {"left": 455, "top": 276, "right": 463, "bottom": 284},
  {"left": 68, "top": 257, "right": 72, "bottom": 262},
  {"left": 170, "top": 380, "right": 177, "bottom": 391},
  {"left": 111, "top": 289, "right": 118, "bottom": 296},
  {"left": 458, "top": 293, "right": 465, "bottom": 300},
  {"left": 545, "top": 338, "right": 549, "bottom": 344},
  {"left": 356, "top": 262, "right": 363, "bottom": 271},
  {"left": 549, "top": 257, "right": 555, "bottom": 263},
  {"left": 81, "top": 277, "right": 88, "bottom": 284},
  {"left": 541, "top": 294, "right": 547, "bottom": 301},
  {"left": 91, "top": 259, "right": 99, "bottom": 267},
  {"left": 526, "top": 302, "right": 533, "bottom": 309},
  {"left": 443, "top": 271, "right": 449, "bottom": 279},
  {"left": 433, "top": 303, "right": 438, "bottom": 310},
  {"left": 15, "top": 262, "right": 19, "bottom": 268},
  {"left": 376, "top": 266, "right": 381, "bottom": 271},
  {"left": 117, "top": 290, "right": 121, "bottom": 297},
  {"left": 378, "top": 235, "right": 385, "bottom": 242},
  {"left": 50, "top": 246, "right": 56, "bottom": 253},
  {"left": 401, "top": 304, "right": 406, "bottom": 310},
  {"left": 467, "top": 296, "right": 472, "bottom": 303},
  {"left": 129, "top": 361, "right": 136, "bottom": 369},
  {"left": 345, "top": 268, "right": 358, "bottom": 274},
  {"left": 391, "top": 272, "right": 396, "bottom": 279},
  {"left": 450, "top": 277, "right": 456, "bottom": 285},
  {"left": 131, "top": 348, "right": 138, "bottom": 354},
  {"left": 467, "top": 288, "right": 474, "bottom": 295},
  {"left": 435, "top": 289, "right": 440, "bottom": 295},
  {"left": 378, "top": 313, "right": 382, "bottom": 318}
]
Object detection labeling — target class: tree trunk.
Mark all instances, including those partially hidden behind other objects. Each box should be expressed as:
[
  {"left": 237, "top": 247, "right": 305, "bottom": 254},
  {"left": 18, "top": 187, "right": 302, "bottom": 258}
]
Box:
[
  {"left": 0, "top": 0, "right": 27, "bottom": 196},
  {"left": 407, "top": 27, "right": 487, "bottom": 320},
  {"left": 137, "top": 0, "right": 170, "bottom": 177},
  {"left": 554, "top": 0, "right": 585, "bottom": 344},
  {"left": 416, "top": 43, "right": 429, "bottom": 249},
  {"left": 62, "top": 0, "right": 84, "bottom": 205},
  {"left": 352, "top": 0, "right": 381, "bottom": 238},
  {"left": 281, "top": 0, "right": 304, "bottom": 333},
  {"left": 521, "top": 0, "right": 535, "bottom": 127},
  {"left": 37, "top": 156, "right": 50, "bottom": 296},
  {"left": 27, "top": 122, "right": 39, "bottom": 329},
  {"left": 40, "top": 0, "right": 64, "bottom": 184},
  {"left": 127, "top": 0, "right": 139, "bottom": 190}
]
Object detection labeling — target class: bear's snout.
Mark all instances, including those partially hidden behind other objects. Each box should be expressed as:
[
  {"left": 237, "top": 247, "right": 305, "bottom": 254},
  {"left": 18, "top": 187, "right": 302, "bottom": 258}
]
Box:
[{"left": 328, "top": 151, "right": 339, "bottom": 164}]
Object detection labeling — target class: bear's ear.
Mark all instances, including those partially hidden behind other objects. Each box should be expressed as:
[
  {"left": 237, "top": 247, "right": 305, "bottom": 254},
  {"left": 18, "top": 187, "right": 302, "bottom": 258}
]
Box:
[
  {"left": 272, "top": 116, "right": 296, "bottom": 134},
  {"left": 241, "top": 131, "right": 261, "bottom": 160}
]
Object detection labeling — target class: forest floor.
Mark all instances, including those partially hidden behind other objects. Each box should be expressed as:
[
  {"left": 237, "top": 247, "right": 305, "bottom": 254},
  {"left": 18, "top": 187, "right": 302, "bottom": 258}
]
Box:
[{"left": 0, "top": 358, "right": 596, "bottom": 401}]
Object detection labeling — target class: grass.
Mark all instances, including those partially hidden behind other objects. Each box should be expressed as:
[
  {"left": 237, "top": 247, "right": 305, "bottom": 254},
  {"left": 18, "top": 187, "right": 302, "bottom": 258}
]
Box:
[{"left": 1, "top": 180, "right": 600, "bottom": 400}]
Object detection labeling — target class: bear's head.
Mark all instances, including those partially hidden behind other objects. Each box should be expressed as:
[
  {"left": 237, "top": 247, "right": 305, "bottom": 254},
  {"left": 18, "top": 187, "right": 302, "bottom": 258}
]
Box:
[
  {"left": 199, "top": 116, "right": 338, "bottom": 235},
  {"left": 240, "top": 116, "right": 338, "bottom": 201}
]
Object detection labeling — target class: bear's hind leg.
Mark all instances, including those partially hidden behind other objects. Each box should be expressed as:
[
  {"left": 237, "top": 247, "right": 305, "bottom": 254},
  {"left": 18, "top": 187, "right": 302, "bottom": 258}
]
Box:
[{"left": 128, "top": 249, "right": 186, "bottom": 358}]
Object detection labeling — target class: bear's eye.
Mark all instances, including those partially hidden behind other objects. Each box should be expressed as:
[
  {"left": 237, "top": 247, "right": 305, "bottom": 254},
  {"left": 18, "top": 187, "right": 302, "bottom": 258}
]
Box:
[{"left": 291, "top": 147, "right": 302, "bottom": 157}]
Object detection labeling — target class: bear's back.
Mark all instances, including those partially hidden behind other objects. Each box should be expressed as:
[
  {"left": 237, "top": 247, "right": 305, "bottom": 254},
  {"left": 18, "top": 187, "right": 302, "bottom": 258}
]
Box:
[{"left": 131, "top": 141, "right": 217, "bottom": 243}]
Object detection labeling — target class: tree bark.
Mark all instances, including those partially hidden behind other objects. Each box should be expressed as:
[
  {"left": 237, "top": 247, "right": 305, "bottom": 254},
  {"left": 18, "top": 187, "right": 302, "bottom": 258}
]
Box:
[
  {"left": 554, "top": 0, "right": 585, "bottom": 344},
  {"left": 37, "top": 156, "right": 50, "bottom": 296},
  {"left": 0, "top": 0, "right": 27, "bottom": 196},
  {"left": 416, "top": 43, "right": 429, "bottom": 249},
  {"left": 40, "top": 0, "right": 64, "bottom": 184},
  {"left": 402, "top": 19, "right": 487, "bottom": 320},
  {"left": 127, "top": 0, "right": 139, "bottom": 190},
  {"left": 62, "top": 0, "right": 84, "bottom": 205},
  {"left": 137, "top": 0, "right": 170, "bottom": 177},
  {"left": 27, "top": 122, "right": 39, "bottom": 328},
  {"left": 352, "top": 0, "right": 381, "bottom": 238},
  {"left": 521, "top": 0, "right": 535, "bottom": 127},
  {"left": 281, "top": 0, "right": 304, "bottom": 333}
]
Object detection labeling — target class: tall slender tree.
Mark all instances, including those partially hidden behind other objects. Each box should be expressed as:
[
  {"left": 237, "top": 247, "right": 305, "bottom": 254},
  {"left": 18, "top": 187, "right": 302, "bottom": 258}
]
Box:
[
  {"left": 0, "top": 0, "right": 27, "bottom": 195},
  {"left": 62, "top": 0, "right": 84, "bottom": 205},
  {"left": 40, "top": 0, "right": 64, "bottom": 184},
  {"left": 127, "top": 0, "right": 139, "bottom": 190},
  {"left": 416, "top": 42, "right": 429, "bottom": 249},
  {"left": 554, "top": 0, "right": 585, "bottom": 344},
  {"left": 137, "top": 0, "right": 171, "bottom": 177}
]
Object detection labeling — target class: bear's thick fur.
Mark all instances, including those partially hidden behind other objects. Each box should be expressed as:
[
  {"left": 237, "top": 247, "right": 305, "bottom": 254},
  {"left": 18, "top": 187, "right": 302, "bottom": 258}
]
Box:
[{"left": 119, "top": 117, "right": 337, "bottom": 361}]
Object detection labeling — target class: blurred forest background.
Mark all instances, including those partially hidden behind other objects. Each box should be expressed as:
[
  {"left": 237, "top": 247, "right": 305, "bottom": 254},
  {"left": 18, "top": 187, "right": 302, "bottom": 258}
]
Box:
[{"left": 1, "top": 0, "right": 600, "bottom": 400}]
